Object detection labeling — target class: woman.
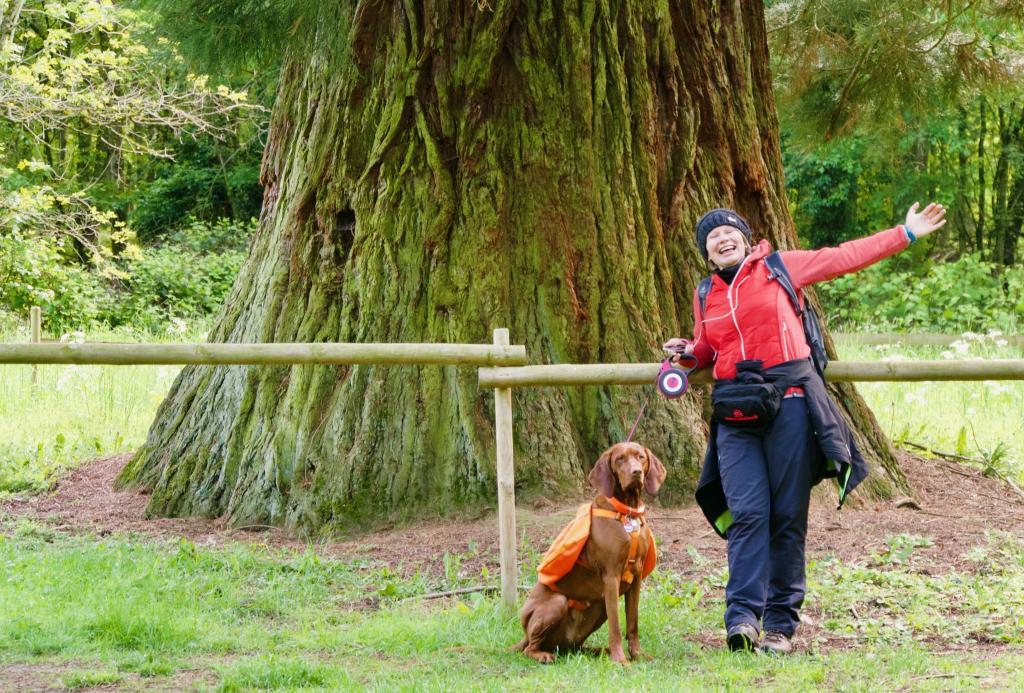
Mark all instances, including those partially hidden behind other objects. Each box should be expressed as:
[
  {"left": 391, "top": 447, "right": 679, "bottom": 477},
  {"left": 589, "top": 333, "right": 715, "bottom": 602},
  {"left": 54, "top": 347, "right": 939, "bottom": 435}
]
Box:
[{"left": 664, "top": 203, "right": 946, "bottom": 654}]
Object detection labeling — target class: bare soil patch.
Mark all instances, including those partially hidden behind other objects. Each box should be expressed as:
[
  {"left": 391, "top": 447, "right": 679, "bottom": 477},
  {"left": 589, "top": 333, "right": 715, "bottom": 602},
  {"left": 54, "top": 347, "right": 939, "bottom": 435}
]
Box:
[
  {"left": 0, "top": 660, "right": 217, "bottom": 693},
  {"left": 4, "top": 451, "right": 1021, "bottom": 575}
]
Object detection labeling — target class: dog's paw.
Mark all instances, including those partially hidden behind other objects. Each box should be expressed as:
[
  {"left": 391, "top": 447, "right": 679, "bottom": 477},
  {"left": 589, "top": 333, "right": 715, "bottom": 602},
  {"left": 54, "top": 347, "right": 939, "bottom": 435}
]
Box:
[
  {"left": 629, "top": 648, "right": 652, "bottom": 661},
  {"left": 525, "top": 649, "right": 555, "bottom": 664}
]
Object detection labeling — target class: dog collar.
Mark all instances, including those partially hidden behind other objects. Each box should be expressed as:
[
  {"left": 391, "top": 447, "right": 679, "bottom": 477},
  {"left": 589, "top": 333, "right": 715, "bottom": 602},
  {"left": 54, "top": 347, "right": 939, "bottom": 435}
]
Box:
[{"left": 605, "top": 496, "right": 645, "bottom": 518}]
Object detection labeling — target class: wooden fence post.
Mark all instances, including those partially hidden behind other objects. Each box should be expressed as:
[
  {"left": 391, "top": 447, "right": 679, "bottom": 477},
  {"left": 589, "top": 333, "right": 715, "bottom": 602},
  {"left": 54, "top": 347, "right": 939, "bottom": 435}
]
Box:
[
  {"left": 30, "top": 306, "right": 40, "bottom": 386},
  {"left": 493, "top": 328, "right": 517, "bottom": 610}
]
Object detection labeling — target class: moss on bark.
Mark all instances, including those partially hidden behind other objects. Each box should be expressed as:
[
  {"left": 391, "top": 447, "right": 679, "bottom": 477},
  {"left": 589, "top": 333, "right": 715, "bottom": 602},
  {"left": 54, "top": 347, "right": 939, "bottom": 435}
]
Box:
[{"left": 118, "top": 0, "right": 905, "bottom": 530}]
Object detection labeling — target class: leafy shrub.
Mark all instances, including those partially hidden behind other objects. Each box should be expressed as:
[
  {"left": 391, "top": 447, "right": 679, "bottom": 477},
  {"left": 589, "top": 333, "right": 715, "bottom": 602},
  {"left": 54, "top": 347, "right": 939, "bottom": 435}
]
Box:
[
  {"left": 130, "top": 142, "right": 262, "bottom": 243},
  {"left": 818, "top": 253, "right": 1024, "bottom": 333},
  {"left": 101, "top": 218, "right": 254, "bottom": 331},
  {"left": 0, "top": 232, "right": 106, "bottom": 333}
]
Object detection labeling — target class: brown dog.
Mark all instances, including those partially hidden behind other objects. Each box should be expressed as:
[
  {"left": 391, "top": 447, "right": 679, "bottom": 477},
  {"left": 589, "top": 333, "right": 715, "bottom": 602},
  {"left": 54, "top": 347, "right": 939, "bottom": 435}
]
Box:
[{"left": 514, "top": 442, "right": 666, "bottom": 664}]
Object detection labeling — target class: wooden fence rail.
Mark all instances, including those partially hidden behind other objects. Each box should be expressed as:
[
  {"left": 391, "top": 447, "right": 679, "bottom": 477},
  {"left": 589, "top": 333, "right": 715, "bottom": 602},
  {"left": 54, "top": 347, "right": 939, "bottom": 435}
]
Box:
[
  {"left": 835, "top": 332, "right": 1024, "bottom": 347},
  {"left": 478, "top": 359, "right": 1024, "bottom": 388},
  {"left": 0, "top": 342, "right": 528, "bottom": 367}
]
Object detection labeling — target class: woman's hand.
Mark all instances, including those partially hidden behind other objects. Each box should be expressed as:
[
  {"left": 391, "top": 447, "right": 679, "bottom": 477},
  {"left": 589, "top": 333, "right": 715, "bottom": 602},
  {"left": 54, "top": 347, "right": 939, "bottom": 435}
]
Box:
[
  {"left": 905, "top": 202, "right": 947, "bottom": 239},
  {"left": 662, "top": 337, "right": 694, "bottom": 364}
]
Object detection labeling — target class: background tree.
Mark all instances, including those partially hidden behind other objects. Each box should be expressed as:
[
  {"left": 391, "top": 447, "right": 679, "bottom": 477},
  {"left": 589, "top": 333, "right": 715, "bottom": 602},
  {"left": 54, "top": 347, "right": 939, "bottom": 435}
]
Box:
[
  {"left": 118, "top": 0, "right": 906, "bottom": 530},
  {"left": 0, "top": 0, "right": 267, "bottom": 332},
  {"left": 768, "top": 0, "right": 1024, "bottom": 267}
]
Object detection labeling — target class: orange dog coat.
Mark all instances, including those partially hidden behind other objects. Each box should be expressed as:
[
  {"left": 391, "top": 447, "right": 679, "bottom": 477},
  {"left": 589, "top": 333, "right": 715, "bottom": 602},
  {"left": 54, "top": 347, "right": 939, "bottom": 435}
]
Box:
[{"left": 537, "top": 501, "right": 656, "bottom": 588}]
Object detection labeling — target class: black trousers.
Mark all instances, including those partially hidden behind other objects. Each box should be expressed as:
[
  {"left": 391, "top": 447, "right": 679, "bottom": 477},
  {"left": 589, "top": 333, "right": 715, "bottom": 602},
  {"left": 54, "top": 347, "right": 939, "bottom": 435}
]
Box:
[{"left": 716, "top": 396, "right": 816, "bottom": 636}]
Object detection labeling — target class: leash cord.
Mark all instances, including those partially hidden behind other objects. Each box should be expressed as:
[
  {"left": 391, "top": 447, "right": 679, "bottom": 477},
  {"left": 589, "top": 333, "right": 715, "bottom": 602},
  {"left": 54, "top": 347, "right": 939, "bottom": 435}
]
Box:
[
  {"left": 626, "top": 351, "right": 695, "bottom": 442},
  {"left": 625, "top": 384, "right": 656, "bottom": 443}
]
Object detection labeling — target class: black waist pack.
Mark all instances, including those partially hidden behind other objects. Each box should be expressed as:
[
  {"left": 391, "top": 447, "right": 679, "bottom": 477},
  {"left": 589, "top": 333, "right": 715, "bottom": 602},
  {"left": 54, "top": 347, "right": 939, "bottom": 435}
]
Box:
[{"left": 711, "top": 360, "right": 784, "bottom": 429}]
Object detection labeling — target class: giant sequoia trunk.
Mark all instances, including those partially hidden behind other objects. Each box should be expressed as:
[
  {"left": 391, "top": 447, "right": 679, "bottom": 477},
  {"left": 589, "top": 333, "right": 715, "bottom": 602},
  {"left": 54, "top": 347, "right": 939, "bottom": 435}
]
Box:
[{"left": 118, "top": 1, "right": 905, "bottom": 530}]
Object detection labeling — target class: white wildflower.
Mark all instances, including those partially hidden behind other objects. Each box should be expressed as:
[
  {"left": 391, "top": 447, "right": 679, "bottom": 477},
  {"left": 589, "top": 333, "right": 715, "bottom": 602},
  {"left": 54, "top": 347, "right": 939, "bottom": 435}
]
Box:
[
  {"left": 55, "top": 364, "right": 85, "bottom": 392},
  {"left": 59, "top": 331, "right": 86, "bottom": 344},
  {"left": 166, "top": 317, "right": 188, "bottom": 336}
]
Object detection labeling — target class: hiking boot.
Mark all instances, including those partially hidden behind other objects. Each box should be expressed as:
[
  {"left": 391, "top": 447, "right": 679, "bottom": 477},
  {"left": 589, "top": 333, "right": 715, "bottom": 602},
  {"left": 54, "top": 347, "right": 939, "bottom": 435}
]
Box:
[
  {"left": 760, "top": 630, "right": 793, "bottom": 655},
  {"left": 726, "top": 623, "right": 759, "bottom": 652}
]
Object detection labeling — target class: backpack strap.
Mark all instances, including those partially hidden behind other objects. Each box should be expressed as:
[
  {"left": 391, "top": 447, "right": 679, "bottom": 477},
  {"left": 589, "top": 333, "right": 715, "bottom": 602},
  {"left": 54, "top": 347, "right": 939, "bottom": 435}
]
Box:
[
  {"left": 697, "top": 276, "right": 713, "bottom": 317},
  {"left": 764, "top": 251, "right": 802, "bottom": 313},
  {"left": 764, "top": 251, "right": 829, "bottom": 378}
]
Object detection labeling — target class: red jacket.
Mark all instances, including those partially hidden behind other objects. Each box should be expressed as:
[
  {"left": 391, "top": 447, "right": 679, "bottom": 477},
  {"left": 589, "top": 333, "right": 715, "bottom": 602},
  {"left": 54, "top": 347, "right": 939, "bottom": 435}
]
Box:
[{"left": 690, "top": 226, "right": 910, "bottom": 380}]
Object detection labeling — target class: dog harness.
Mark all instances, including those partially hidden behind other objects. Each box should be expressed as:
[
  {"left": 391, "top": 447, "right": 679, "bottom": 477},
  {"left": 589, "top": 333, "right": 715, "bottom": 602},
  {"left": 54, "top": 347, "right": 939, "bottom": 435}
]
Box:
[{"left": 536, "top": 498, "right": 656, "bottom": 611}]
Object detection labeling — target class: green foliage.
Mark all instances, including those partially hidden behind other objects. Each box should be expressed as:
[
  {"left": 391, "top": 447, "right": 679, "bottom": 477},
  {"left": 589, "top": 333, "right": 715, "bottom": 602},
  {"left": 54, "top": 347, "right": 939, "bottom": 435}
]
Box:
[
  {"left": 784, "top": 137, "right": 872, "bottom": 246},
  {"left": 768, "top": 0, "right": 1023, "bottom": 143},
  {"left": 0, "top": 327, "right": 205, "bottom": 495},
  {"left": 820, "top": 253, "right": 1024, "bottom": 332},
  {"left": 136, "top": 0, "right": 324, "bottom": 72},
  {"left": 836, "top": 338, "right": 1024, "bottom": 482},
  {"left": 0, "top": 0, "right": 266, "bottom": 335},
  {"left": 130, "top": 141, "right": 263, "bottom": 242},
  {"left": 105, "top": 218, "right": 254, "bottom": 331},
  {"left": 0, "top": 217, "right": 253, "bottom": 335},
  {"left": 0, "top": 232, "right": 105, "bottom": 333},
  {"left": 215, "top": 656, "right": 336, "bottom": 692},
  {"left": 870, "top": 534, "right": 934, "bottom": 566},
  {"left": 772, "top": 3, "right": 1024, "bottom": 264},
  {"left": 61, "top": 671, "right": 124, "bottom": 690}
]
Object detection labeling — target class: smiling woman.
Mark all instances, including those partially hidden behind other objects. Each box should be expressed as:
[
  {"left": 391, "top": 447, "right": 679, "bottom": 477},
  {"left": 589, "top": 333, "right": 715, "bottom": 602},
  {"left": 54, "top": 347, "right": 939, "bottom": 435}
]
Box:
[{"left": 663, "top": 201, "right": 947, "bottom": 654}]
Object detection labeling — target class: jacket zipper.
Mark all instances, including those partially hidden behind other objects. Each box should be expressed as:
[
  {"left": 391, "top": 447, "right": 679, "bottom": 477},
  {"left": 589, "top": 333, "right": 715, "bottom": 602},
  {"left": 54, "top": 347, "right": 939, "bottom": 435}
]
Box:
[{"left": 726, "top": 254, "right": 752, "bottom": 361}]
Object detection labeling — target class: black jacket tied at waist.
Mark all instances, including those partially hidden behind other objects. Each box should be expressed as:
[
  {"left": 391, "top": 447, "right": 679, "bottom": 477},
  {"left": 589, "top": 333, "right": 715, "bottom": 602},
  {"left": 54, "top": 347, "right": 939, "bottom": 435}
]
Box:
[{"left": 694, "top": 358, "right": 870, "bottom": 538}]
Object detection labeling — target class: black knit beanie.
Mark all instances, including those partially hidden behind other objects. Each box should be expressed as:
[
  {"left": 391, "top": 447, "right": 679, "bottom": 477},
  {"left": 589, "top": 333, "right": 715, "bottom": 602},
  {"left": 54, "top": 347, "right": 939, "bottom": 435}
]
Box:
[{"left": 695, "top": 208, "right": 753, "bottom": 259}]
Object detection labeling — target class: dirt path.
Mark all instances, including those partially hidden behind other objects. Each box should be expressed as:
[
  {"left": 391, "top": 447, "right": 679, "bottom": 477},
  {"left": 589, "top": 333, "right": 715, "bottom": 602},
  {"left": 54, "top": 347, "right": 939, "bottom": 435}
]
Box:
[{"left": 4, "top": 451, "right": 1022, "bottom": 580}]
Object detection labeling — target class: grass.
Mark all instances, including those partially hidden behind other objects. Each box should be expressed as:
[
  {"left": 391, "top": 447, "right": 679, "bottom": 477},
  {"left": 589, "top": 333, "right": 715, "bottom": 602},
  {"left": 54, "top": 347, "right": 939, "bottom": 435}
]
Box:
[
  {"left": 1, "top": 523, "right": 1023, "bottom": 690},
  {"left": 0, "top": 324, "right": 205, "bottom": 494},
  {"left": 835, "top": 333, "right": 1024, "bottom": 481}
]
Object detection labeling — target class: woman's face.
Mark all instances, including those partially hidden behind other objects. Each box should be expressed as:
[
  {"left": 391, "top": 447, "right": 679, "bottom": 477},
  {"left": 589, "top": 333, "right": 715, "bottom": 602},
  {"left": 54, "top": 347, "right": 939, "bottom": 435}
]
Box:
[{"left": 706, "top": 225, "right": 749, "bottom": 268}]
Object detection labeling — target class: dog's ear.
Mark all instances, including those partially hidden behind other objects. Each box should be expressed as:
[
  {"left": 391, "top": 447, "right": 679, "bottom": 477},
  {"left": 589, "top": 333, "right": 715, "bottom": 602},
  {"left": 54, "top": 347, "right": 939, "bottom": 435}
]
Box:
[
  {"left": 643, "top": 447, "right": 667, "bottom": 495},
  {"left": 588, "top": 450, "right": 616, "bottom": 498}
]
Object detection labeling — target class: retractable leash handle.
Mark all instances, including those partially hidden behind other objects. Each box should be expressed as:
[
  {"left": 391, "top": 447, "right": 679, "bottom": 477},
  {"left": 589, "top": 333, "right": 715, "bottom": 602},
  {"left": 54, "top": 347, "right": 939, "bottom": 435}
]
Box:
[
  {"left": 657, "top": 344, "right": 698, "bottom": 399},
  {"left": 626, "top": 344, "right": 697, "bottom": 442}
]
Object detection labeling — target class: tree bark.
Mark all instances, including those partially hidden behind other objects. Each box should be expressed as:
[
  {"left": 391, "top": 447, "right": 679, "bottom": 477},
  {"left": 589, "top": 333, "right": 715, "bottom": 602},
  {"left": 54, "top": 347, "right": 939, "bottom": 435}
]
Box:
[
  {"left": 0, "top": 0, "right": 24, "bottom": 52},
  {"left": 953, "top": 107, "right": 974, "bottom": 254},
  {"left": 118, "top": 0, "right": 906, "bottom": 530},
  {"left": 977, "top": 97, "right": 987, "bottom": 252},
  {"left": 992, "top": 106, "right": 1010, "bottom": 263}
]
